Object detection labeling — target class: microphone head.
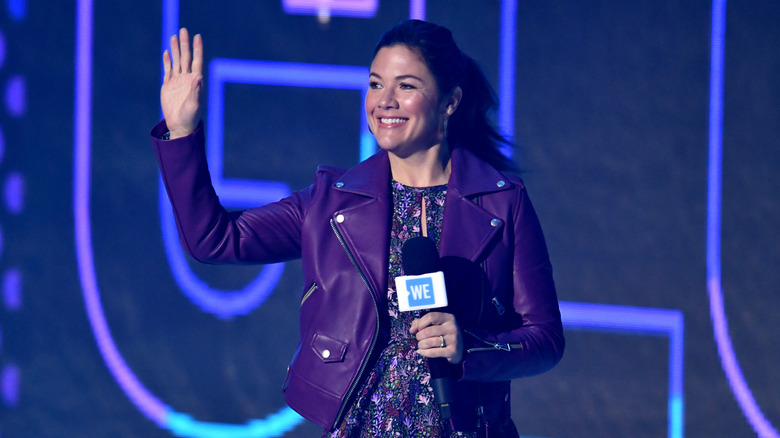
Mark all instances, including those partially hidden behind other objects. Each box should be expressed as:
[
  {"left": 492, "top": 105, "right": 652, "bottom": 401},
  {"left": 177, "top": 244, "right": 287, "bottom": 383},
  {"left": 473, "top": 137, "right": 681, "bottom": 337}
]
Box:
[{"left": 401, "top": 236, "right": 441, "bottom": 275}]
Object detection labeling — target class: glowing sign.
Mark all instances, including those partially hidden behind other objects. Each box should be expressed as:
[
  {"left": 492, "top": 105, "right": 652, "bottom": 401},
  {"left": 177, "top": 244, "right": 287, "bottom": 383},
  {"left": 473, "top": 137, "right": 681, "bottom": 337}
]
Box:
[
  {"left": 282, "top": 0, "right": 377, "bottom": 18},
  {"left": 560, "top": 302, "right": 684, "bottom": 438},
  {"left": 73, "top": 0, "right": 707, "bottom": 437},
  {"left": 706, "top": 1, "right": 779, "bottom": 436}
]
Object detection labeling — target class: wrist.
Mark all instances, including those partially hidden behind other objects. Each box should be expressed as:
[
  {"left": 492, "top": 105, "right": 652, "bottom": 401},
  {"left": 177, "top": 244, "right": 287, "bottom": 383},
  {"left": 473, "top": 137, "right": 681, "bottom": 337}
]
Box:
[{"left": 167, "top": 127, "right": 194, "bottom": 140}]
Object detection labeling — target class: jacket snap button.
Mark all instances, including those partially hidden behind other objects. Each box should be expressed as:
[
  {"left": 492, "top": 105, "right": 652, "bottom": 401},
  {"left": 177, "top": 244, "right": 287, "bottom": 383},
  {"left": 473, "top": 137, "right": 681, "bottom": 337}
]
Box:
[
  {"left": 335, "top": 182, "right": 344, "bottom": 188},
  {"left": 496, "top": 180, "right": 506, "bottom": 188},
  {"left": 322, "top": 349, "right": 331, "bottom": 359},
  {"left": 491, "top": 218, "right": 500, "bottom": 227},
  {"left": 336, "top": 214, "right": 345, "bottom": 223}
]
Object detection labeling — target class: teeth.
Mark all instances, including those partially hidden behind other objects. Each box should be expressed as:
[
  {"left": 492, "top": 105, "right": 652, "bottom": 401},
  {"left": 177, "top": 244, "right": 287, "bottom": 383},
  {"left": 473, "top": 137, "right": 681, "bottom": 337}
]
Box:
[{"left": 380, "top": 118, "right": 407, "bottom": 124}]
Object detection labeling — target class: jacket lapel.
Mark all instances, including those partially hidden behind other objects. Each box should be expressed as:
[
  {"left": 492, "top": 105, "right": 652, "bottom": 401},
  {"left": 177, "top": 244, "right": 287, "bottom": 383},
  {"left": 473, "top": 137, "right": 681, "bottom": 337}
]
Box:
[
  {"left": 328, "top": 148, "right": 510, "bottom": 298},
  {"left": 330, "top": 152, "right": 392, "bottom": 303},
  {"left": 439, "top": 148, "right": 511, "bottom": 262}
]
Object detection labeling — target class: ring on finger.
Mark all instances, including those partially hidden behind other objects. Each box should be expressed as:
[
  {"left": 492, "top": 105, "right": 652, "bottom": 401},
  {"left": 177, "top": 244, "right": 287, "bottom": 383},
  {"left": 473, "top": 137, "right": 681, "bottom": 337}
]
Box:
[{"left": 439, "top": 335, "right": 446, "bottom": 348}]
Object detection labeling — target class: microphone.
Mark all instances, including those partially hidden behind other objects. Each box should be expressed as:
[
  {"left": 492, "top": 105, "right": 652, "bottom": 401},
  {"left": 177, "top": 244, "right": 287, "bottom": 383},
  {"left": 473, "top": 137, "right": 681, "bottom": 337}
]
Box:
[{"left": 396, "top": 236, "right": 455, "bottom": 419}]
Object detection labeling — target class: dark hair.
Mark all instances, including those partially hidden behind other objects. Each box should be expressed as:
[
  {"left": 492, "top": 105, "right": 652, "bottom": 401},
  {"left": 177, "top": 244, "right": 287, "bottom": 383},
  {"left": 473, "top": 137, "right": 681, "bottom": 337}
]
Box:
[{"left": 373, "top": 19, "right": 515, "bottom": 171}]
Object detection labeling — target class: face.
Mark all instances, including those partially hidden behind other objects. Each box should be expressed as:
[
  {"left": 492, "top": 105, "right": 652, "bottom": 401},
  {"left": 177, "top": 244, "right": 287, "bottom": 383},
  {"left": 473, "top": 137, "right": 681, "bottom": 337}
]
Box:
[{"left": 366, "top": 45, "right": 453, "bottom": 157}]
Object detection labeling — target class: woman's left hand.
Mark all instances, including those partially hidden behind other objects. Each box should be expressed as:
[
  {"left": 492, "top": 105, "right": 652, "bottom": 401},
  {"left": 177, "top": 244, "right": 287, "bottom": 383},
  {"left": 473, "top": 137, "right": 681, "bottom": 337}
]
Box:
[{"left": 410, "top": 312, "right": 463, "bottom": 364}]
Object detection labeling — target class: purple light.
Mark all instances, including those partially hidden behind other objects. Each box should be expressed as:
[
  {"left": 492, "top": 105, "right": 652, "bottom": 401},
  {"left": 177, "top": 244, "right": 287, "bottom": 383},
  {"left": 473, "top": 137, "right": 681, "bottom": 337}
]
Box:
[
  {"left": 498, "top": 0, "right": 516, "bottom": 156},
  {"left": 0, "top": 30, "right": 6, "bottom": 69},
  {"left": 5, "top": 76, "right": 25, "bottom": 117},
  {"left": 4, "top": 172, "right": 23, "bottom": 214},
  {"left": 3, "top": 269, "right": 21, "bottom": 311},
  {"left": 1, "top": 364, "right": 19, "bottom": 407},
  {"left": 706, "top": 0, "right": 779, "bottom": 436},
  {"left": 409, "top": 0, "right": 425, "bottom": 20},
  {"left": 74, "top": 0, "right": 168, "bottom": 426},
  {"left": 282, "top": 0, "right": 377, "bottom": 18},
  {"left": 0, "top": 126, "right": 4, "bottom": 163}
]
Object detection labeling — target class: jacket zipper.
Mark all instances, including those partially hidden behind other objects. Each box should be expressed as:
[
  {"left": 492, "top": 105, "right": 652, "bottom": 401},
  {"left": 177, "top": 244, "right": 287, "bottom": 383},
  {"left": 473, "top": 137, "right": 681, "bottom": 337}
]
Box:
[
  {"left": 464, "top": 329, "right": 524, "bottom": 353},
  {"left": 301, "top": 282, "right": 318, "bottom": 306},
  {"left": 329, "top": 218, "right": 381, "bottom": 429}
]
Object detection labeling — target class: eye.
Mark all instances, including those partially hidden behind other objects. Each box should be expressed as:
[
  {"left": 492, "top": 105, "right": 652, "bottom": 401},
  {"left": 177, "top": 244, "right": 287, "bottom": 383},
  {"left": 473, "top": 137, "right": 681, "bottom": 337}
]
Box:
[
  {"left": 369, "top": 81, "right": 382, "bottom": 89},
  {"left": 399, "top": 82, "right": 416, "bottom": 90}
]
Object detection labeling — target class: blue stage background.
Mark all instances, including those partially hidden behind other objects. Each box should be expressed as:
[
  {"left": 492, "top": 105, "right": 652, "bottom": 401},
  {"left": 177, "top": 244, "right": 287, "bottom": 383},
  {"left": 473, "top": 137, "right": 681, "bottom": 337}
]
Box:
[{"left": 1, "top": 1, "right": 778, "bottom": 437}]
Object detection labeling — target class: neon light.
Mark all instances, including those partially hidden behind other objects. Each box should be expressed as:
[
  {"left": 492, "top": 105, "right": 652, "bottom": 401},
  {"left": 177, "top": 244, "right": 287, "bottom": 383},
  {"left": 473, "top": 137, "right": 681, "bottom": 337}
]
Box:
[
  {"left": 6, "top": 0, "right": 26, "bottom": 20},
  {"left": 706, "top": 0, "right": 780, "bottom": 436},
  {"left": 0, "top": 30, "right": 6, "bottom": 68},
  {"left": 3, "top": 268, "right": 21, "bottom": 311},
  {"left": 158, "top": 189, "right": 285, "bottom": 318},
  {"left": 75, "top": 0, "right": 170, "bottom": 427},
  {"left": 1, "top": 364, "right": 19, "bottom": 407},
  {"left": 167, "top": 408, "right": 303, "bottom": 438},
  {"left": 81, "top": 2, "right": 695, "bottom": 437},
  {"left": 498, "top": 0, "right": 516, "bottom": 151},
  {"left": 5, "top": 75, "right": 25, "bottom": 117},
  {"left": 282, "top": 0, "right": 377, "bottom": 18},
  {"left": 207, "top": 58, "right": 372, "bottom": 167},
  {"left": 4, "top": 171, "right": 24, "bottom": 214},
  {"left": 76, "top": 0, "right": 305, "bottom": 435},
  {"left": 560, "top": 301, "right": 684, "bottom": 438},
  {"left": 409, "top": 0, "right": 425, "bottom": 20}
]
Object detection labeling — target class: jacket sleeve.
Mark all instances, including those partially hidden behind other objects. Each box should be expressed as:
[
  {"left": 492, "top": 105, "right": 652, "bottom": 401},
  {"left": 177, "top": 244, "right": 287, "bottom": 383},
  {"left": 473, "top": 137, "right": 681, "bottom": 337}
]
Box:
[
  {"left": 150, "top": 120, "right": 305, "bottom": 264},
  {"left": 460, "top": 183, "right": 564, "bottom": 381}
]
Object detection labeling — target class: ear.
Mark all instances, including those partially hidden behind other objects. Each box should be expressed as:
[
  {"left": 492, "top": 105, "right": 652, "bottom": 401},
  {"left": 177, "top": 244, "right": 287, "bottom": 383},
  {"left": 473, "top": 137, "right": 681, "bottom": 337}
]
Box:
[{"left": 444, "top": 86, "right": 462, "bottom": 116}]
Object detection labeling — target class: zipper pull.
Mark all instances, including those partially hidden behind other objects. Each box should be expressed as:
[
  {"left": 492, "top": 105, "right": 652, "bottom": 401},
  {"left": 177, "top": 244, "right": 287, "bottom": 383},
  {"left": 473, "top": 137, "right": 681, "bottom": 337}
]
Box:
[{"left": 491, "top": 297, "right": 506, "bottom": 315}]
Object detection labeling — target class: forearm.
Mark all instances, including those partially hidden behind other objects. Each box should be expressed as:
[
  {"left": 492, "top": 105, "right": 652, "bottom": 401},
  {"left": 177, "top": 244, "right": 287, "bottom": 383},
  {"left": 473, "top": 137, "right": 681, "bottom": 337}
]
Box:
[{"left": 150, "top": 120, "right": 302, "bottom": 264}]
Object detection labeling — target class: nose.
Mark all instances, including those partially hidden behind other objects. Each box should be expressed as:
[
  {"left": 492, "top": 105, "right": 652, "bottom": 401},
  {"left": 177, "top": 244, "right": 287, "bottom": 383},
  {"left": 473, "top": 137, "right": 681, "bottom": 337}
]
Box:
[{"left": 377, "top": 87, "right": 398, "bottom": 109}]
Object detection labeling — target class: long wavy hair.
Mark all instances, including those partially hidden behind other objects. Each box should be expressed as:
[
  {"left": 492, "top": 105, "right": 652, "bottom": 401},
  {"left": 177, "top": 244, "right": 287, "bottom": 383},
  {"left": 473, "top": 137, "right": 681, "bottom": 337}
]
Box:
[{"left": 373, "top": 19, "right": 515, "bottom": 171}]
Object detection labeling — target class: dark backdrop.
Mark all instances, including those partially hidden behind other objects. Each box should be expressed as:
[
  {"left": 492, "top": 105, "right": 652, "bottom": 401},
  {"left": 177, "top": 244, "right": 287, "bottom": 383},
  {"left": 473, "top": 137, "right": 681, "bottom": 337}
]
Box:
[{"left": 1, "top": 1, "right": 778, "bottom": 437}]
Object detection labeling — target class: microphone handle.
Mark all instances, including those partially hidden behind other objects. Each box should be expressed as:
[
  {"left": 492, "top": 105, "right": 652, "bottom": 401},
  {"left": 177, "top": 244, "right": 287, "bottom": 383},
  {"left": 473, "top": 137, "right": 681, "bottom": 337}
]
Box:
[{"left": 428, "top": 357, "right": 454, "bottom": 419}]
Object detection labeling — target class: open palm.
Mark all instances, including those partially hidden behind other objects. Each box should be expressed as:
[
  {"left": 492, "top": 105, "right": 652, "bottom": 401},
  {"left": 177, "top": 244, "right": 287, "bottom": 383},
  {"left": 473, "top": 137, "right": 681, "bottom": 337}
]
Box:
[{"left": 161, "top": 28, "right": 203, "bottom": 139}]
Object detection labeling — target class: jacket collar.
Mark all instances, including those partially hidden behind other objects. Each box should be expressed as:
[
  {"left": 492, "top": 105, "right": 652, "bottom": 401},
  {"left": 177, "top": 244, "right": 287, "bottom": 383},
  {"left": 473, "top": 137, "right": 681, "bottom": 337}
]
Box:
[
  {"left": 332, "top": 147, "right": 511, "bottom": 199},
  {"left": 333, "top": 147, "right": 512, "bottom": 263},
  {"left": 447, "top": 147, "right": 512, "bottom": 199},
  {"left": 331, "top": 150, "right": 391, "bottom": 198}
]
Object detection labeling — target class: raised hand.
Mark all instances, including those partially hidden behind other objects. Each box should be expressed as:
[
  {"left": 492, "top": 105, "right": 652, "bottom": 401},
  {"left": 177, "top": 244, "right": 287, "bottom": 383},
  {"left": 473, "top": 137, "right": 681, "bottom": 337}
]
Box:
[{"left": 161, "top": 28, "right": 203, "bottom": 139}]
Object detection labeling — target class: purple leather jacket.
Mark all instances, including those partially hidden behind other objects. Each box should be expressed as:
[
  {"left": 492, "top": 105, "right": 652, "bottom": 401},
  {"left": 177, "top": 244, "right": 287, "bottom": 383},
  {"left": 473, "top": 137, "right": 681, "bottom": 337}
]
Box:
[{"left": 151, "top": 121, "right": 564, "bottom": 433}]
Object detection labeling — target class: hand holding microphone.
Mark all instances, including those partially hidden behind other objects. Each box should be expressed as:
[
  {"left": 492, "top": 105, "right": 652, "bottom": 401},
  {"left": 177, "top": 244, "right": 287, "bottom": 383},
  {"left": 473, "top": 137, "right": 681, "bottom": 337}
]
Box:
[
  {"left": 396, "top": 236, "right": 463, "bottom": 419},
  {"left": 409, "top": 311, "right": 463, "bottom": 364}
]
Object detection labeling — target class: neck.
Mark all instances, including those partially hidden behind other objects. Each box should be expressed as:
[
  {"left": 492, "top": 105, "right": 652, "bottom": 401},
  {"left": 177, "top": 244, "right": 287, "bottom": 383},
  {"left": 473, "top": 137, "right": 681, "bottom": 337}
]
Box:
[{"left": 388, "top": 143, "right": 452, "bottom": 187}]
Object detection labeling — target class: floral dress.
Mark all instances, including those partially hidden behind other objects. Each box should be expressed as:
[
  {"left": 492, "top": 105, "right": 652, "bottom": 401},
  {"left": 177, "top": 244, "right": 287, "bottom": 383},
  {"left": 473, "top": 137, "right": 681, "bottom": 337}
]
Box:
[{"left": 327, "top": 181, "right": 476, "bottom": 438}]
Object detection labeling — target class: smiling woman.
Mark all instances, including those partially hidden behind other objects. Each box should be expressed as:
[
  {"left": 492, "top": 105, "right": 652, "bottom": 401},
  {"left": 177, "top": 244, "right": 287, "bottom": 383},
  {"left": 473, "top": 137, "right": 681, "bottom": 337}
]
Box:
[
  {"left": 366, "top": 44, "right": 458, "bottom": 185},
  {"left": 150, "top": 19, "right": 563, "bottom": 438}
]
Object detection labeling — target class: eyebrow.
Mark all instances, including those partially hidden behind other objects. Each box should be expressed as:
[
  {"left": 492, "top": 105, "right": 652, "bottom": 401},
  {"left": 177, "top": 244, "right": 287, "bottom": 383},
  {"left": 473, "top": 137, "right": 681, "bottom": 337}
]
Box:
[{"left": 369, "top": 72, "right": 424, "bottom": 82}]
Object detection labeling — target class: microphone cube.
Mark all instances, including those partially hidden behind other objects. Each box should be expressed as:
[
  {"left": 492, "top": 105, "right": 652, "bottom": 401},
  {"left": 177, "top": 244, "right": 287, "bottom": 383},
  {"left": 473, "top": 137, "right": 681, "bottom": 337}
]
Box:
[{"left": 395, "top": 271, "right": 448, "bottom": 312}]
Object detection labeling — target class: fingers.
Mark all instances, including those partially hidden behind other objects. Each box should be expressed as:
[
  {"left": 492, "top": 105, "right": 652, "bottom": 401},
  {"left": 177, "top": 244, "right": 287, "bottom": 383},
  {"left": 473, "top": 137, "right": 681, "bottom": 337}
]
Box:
[
  {"left": 169, "top": 33, "right": 180, "bottom": 73},
  {"left": 410, "top": 312, "right": 463, "bottom": 363},
  {"left": 179, "top": 27, "right": 192, "bottom": 74},
  {"left": 167, "top": 28, "right": 200, "bottom": 75},
  {"left": 410, "top": 311, "right": 453, "bottom": 334},
  {"left": 162, "top": 50, "right": 172, "bottom": 80},
  {"left": 191, "top": 33, "right": 204, "bottom": 75}
]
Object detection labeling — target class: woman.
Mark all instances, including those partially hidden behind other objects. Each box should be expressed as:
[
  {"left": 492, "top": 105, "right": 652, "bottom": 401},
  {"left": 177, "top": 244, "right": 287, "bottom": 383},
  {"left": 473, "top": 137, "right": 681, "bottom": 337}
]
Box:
[{"left": 152, "top": 20, "right": 564, "bottom": 437}]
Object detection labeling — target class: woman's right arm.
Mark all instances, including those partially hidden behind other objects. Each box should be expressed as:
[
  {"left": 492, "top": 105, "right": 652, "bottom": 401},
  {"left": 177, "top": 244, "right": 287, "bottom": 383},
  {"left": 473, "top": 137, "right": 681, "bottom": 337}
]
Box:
[{"left": 152, "top": 29, "right": 305, "bottom": 264}]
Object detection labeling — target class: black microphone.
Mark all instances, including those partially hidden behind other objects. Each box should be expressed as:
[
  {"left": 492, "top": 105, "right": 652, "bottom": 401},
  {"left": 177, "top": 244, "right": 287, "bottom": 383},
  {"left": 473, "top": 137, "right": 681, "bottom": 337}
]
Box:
[{"left": 399, "top": 236, "right": 455, "bottom": 419}]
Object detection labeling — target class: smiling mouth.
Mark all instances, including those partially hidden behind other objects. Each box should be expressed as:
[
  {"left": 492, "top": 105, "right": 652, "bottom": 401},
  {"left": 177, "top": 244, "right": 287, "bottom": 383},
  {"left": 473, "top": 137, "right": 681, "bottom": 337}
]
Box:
[{"left": 379, "top": 117, "right": 408, "bottom": 124}]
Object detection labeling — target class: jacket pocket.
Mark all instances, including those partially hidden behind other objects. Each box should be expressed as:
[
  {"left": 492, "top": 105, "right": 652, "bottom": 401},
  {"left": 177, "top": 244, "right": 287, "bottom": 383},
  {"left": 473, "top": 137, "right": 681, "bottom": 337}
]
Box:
[{"left": 310, "top": 332, "right": 348, "bottom": 363}]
